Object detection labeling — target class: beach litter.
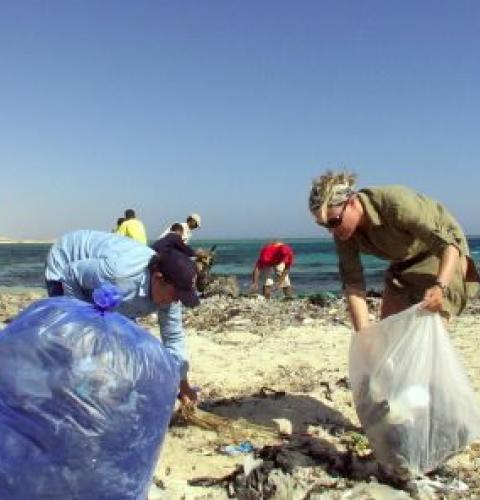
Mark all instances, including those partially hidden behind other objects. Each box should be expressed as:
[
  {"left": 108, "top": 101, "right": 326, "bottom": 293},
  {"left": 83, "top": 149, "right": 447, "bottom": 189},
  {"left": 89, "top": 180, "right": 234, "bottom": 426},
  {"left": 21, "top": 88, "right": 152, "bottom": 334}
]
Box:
[
  {"left": 219, "top": 441, "right": 255, "bottom": 456},
  {"left": 342, "top": 482, "right": 410, "bottom": 499},
  {"left": 407, "top": 476, "right": 469, "bottom": 497},
  {"left": 350, "top": 305, "right": 480, "bottom": 480},
  {"left": 178, "top": 294, "right": 357, "bottom": 335},
  {"left": 0, "top": 286, "right": 179, "bottom": 499},
  {"left": 174, "top": 403, "right": 281, "bottom": 445},
  {"left": 189, "top": 444, "right": 307, "bottom": 497},
  {"left": 2, "top": 290, "right": 479, "bottom": 497}
]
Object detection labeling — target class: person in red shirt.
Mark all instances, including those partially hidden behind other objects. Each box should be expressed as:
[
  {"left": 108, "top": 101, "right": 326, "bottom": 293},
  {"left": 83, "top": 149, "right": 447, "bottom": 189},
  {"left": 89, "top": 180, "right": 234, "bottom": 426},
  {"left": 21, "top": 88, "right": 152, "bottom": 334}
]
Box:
[{"left": 250, "top": 241, "right": 295, "bottom": 298}]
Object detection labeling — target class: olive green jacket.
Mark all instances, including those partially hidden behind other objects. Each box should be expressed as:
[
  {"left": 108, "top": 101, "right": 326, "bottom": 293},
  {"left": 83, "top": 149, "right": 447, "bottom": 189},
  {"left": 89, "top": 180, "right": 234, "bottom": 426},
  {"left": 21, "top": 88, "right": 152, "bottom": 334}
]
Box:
[{"left": 335, "top": 185, "right": 474, "bottom": 290}]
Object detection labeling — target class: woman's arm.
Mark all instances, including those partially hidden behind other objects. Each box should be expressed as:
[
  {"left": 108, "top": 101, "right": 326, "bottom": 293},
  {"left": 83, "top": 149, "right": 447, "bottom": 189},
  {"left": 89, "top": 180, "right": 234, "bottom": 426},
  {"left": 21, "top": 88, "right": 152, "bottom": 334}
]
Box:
[
  {"left": 421, "top": 244, "right": 460, "bottom": 312},
  {"left": 335, "top": 237, "right": 368, "bottom": 330},
  {"left": 345, "top": 286, "right": 370, "bottom": 331}
]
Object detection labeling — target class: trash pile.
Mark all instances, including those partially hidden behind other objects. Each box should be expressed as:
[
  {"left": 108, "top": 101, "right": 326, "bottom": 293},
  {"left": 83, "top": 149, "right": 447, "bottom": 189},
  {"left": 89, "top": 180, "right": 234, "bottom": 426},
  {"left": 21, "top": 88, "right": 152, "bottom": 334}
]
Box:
[
  {"left": 0, "top": 288, "right": 407, "bottom": 336},
  {"left": 180, "top": 293, "right": 354, "bottom": 334},
  {"left": 201, "top": 273, "right": 241, "bottom": 298},
  {"left": 180, "top": 395, "right": 478, "bottom": 499}
]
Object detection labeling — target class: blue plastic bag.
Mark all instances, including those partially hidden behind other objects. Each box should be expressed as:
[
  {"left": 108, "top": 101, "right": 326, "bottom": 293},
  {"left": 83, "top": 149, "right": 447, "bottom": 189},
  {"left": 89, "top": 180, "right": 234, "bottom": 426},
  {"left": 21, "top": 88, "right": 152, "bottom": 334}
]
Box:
[{"left": 0, "top": 285, "right": 180, "bottom": 500}]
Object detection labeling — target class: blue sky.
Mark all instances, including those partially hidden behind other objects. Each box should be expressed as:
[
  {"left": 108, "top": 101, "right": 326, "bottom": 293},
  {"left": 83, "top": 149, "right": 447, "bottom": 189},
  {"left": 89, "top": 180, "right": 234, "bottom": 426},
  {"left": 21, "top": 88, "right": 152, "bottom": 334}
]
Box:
[{"left": 1, "top": 1, "right": 479, "bottom": 239}]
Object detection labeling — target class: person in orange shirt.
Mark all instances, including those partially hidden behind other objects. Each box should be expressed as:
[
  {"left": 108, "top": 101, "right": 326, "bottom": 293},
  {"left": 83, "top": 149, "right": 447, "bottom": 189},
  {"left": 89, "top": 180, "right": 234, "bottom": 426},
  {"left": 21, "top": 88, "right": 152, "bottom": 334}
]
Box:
[{"left": 251, "top": 241, "right": 295, "bottom": 298}]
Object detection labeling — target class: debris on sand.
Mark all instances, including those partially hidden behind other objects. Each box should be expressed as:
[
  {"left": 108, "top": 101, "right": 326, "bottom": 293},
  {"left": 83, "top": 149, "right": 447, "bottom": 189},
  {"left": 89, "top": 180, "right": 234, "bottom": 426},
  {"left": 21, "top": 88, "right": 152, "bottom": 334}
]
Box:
[{"left": 174, "top": 404, "right": 281, "bottom": 445}]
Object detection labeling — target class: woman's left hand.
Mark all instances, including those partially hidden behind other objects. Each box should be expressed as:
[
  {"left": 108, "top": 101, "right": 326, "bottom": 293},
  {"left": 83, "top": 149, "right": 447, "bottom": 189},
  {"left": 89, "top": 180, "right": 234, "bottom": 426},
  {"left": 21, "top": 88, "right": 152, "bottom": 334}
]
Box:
[{"left": 420, "top": 285, "right": 444, "bottom": 312}]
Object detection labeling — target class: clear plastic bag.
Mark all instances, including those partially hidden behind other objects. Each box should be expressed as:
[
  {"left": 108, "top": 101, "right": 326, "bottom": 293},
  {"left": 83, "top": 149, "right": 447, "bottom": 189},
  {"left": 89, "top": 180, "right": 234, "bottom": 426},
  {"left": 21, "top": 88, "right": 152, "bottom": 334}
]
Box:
[
  {"left": 349, "top": 304, "right": 480, "bottom": 479},
  {"left": 0, "top": 286, "right": 180, "bottom": 500}
]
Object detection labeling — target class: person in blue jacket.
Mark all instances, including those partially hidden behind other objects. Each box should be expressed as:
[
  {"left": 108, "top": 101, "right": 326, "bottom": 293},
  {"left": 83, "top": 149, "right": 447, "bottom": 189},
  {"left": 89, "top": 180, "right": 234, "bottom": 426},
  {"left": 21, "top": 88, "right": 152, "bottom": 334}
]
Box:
[{"left": 45, "top": 229, "right": 199, "bottom": 404}]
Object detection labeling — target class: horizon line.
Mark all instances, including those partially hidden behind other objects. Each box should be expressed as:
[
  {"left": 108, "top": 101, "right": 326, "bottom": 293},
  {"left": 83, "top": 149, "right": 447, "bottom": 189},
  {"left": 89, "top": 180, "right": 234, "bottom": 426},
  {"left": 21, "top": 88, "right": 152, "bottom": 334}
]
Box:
[{"left": 2, "top": 234, "right": 480, "bottom": 244}]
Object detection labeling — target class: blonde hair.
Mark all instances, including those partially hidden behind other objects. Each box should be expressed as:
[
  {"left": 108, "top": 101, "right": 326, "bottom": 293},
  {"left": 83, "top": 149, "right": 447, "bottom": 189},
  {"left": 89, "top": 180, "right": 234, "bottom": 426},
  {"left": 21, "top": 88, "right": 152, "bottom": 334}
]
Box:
[{"left": 309, "top": 170, "right": 357, "bottom": 219}]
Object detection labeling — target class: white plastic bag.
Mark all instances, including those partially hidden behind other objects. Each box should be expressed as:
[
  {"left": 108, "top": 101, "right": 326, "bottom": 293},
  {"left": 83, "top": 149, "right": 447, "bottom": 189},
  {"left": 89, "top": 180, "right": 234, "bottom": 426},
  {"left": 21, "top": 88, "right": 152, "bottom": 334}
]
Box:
[{"left": 349, "top": 305, "right": 480, "bottom": 478}]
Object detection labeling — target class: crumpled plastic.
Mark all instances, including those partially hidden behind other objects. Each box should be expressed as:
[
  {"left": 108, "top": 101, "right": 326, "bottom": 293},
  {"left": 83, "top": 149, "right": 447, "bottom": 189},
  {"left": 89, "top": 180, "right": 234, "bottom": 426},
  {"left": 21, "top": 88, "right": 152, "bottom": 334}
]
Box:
[
  {"left": 349, "top": 305, "right": 480, "bottom": 479},
  {"left": 0, "top": 286, "right": 180, "bottom": 499},
  {"left": 219, "top": 441, "right": 255, "bottom": 456}
]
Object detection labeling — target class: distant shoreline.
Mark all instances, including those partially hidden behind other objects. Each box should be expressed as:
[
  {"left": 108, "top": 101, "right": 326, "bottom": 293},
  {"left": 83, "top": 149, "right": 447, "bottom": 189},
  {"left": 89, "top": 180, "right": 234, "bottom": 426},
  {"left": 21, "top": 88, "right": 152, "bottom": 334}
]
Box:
[
  {"left": 1, "top": 235, "right": 480, "bottom": 245},
  {"left": 0, "top": 240, "right": 54, "bottom": 245}
]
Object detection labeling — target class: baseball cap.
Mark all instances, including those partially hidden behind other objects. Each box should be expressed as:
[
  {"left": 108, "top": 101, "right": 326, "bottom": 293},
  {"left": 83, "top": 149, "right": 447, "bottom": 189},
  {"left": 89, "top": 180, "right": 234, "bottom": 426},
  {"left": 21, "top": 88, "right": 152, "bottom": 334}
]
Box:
[
  {"left": 156, "top": 250, "right": 200, "bottom": 308},
  {"left": 188, "top": 213, "right": 201, "bottom": 227}
]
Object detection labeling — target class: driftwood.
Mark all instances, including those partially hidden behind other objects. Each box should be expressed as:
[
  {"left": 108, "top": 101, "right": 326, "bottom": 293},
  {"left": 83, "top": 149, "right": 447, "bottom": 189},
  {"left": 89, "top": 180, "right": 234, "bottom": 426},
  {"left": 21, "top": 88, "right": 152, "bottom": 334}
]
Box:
[{"left": 174, "top": 404, "right": 281, "bottom": 444}]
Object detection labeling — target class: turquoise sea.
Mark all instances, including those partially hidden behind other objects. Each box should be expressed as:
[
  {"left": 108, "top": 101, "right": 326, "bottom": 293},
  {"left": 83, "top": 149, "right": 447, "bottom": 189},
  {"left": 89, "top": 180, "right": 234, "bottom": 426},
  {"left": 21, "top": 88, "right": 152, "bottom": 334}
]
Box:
[{"left": 1, "top": 238, "right": 480, "bottom": 295}]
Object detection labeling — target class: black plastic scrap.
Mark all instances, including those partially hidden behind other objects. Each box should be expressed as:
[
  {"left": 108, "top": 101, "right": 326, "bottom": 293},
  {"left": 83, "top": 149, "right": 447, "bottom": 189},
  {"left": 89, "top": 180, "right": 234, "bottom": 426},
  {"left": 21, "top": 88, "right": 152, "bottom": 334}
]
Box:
[{"left": 188, "top": 445, "right": 291, "bottom": 498}]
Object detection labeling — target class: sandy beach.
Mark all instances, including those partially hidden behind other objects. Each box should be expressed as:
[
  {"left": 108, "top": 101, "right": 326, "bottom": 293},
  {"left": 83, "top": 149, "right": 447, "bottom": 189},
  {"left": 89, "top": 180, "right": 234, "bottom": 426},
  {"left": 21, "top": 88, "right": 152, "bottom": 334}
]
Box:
[{"left": 1, "top": 292, "right": 479, "bottom": 499}]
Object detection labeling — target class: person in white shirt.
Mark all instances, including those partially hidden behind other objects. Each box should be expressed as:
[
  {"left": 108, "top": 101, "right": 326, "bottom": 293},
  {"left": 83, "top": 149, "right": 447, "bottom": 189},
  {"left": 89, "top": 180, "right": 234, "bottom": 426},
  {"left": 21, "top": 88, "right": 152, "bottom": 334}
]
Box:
[{"left": 159, "top": 213, "right": 201, "bottom": 244}]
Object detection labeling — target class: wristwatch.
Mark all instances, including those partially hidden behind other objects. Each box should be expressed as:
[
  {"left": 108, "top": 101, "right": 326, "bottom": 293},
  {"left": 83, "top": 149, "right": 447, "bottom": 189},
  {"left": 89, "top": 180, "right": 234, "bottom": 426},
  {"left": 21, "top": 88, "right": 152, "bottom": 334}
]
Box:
[{"left": 434, "top": 280, "right": 448, "bottom": 296}]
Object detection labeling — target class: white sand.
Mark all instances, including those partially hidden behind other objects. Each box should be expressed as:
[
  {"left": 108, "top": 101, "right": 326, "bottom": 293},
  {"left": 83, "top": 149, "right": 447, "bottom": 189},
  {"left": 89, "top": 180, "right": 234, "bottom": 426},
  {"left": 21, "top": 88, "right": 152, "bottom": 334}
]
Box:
[{"left": 151, "top": 312, "right": 480, "bottom": 498}]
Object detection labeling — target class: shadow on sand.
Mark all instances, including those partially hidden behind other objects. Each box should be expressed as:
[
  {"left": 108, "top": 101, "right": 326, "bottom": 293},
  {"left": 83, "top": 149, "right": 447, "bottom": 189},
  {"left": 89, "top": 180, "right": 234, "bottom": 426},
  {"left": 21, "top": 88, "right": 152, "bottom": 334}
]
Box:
[
  {"left": 201, "top": 389, "right": 358, "bottom": 436},
  {"left": 185, "top": 390, "right": 397, "bottom": 496}
]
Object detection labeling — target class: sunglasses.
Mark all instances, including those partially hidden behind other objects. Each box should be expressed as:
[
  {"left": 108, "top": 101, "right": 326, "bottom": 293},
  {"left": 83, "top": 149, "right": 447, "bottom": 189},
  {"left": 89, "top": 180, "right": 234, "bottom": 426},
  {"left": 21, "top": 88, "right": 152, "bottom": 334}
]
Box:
[{"left": 317, "top": 201, "right": 349, "bottom": 229}]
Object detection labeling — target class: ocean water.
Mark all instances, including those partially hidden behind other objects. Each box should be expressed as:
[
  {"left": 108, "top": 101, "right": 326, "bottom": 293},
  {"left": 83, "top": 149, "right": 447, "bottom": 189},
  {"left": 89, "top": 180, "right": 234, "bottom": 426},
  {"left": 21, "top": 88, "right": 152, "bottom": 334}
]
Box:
[{"left": 1, "top": 238, "right": 479, "bottom": 295}]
